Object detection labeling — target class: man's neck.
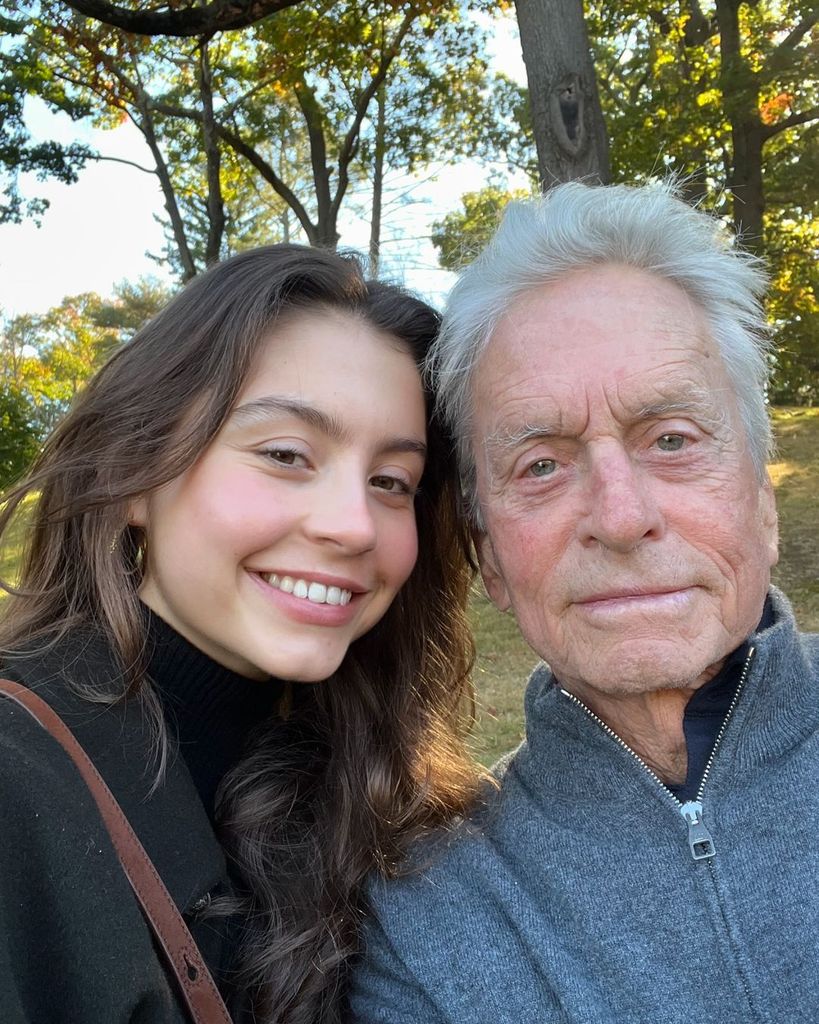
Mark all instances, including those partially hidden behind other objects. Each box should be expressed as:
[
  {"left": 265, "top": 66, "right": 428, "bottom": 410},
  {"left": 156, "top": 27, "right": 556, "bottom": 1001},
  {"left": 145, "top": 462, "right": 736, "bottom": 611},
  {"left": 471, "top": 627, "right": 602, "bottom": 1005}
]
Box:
[{"left": 565, "top": 681, "right": 710, "bottom": 786}]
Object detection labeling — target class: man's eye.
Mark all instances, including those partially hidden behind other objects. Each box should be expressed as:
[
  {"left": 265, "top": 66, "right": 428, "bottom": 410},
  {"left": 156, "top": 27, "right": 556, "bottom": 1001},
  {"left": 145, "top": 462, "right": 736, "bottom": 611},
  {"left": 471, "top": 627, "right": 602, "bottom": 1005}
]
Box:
[
  {"left": 656, "top": 433, "right": 685, "bottom": 452},
  {"left": 529, "top": 459, "right": 557, "bottom": 477}
]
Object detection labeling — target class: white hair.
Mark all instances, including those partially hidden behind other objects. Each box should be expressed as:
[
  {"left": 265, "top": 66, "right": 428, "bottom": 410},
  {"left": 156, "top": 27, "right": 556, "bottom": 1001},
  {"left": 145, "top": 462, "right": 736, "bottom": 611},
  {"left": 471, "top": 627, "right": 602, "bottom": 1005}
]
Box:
[{"left": 428, "top": 180, "right": 773, "bottom": 525}]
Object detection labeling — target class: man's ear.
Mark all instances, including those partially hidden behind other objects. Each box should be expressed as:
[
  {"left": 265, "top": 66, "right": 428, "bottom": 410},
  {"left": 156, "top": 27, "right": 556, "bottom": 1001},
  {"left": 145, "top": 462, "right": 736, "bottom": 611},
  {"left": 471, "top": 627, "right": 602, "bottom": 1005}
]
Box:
[
  {"left": 759, "top": 472, "right": 779, "bottom": 569},
  {"left": 474, "top": 529, "right": 512, "bottom": 612}
]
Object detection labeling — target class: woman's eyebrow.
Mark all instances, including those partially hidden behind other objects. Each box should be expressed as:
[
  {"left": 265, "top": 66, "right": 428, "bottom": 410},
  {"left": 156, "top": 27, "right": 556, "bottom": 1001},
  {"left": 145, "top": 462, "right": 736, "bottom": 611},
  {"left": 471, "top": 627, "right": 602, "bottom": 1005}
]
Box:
[
  {"left": 231, "top": 396, "right": 346, "bottom": 440},
  {"left": 230, "top": 395, "right": 427, "bottom": 457}
]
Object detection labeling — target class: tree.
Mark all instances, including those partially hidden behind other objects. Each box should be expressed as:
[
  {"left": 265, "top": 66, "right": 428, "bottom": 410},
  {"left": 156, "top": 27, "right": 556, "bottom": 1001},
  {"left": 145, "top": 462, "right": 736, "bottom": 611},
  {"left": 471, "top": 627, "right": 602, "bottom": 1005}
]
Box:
[
  {"left": 0, "top": 382, "right": 40, "bottom": 488},
  {"left": 8, "top": 0, "right": 506, "bottom": 272},
  {"left": 0, "top": 280, "right": 166, "bottom": 439},
  {"left": 588, "top": 1, "right": 819, "bottom": 248},
  {"left": 514, "top": 0, "right": 610, "bottom": 185},
  {"left": 431, "top": 183, "right": 531, "bottom": 270},
  {"left": 583, "top": 0, "right": 818, "bottom": 401},
  {"left": 0, "top": 10, "right": 92, "bottom": 223},
  {"left": 714, "top": 0, "right": 818, "bottom": 249}
]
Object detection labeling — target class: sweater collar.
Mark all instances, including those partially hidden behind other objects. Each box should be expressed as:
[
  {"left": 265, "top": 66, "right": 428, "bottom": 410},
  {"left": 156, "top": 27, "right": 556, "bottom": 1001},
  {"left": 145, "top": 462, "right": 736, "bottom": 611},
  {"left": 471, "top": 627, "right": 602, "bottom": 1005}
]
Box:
[{"left": 144, "top": 608, "right": 283, "bottom": 821}]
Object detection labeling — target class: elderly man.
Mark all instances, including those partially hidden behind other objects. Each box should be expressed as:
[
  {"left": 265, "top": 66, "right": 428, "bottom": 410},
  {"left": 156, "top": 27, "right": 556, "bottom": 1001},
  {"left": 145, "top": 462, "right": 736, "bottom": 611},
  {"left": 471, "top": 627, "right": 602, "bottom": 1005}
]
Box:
[{"left": 349, "top": 182, "right": 819, "bottom": 1024}]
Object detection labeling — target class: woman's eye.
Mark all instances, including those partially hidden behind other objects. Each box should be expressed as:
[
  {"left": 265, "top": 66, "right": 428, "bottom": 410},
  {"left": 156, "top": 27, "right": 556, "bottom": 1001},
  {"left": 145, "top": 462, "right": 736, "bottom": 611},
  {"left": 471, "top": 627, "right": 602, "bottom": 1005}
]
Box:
[
  {"left": 371, "top": 474, "right": 411, "bottom": 495},
  {"left": 262, "top": 447, "right": 304, "bottom": 467},
  {"left": 656, "top": 433, "right": 685, "bottom": 452},
  {"left": 528, "top": 458, "right": 557, "bottom": 478}
]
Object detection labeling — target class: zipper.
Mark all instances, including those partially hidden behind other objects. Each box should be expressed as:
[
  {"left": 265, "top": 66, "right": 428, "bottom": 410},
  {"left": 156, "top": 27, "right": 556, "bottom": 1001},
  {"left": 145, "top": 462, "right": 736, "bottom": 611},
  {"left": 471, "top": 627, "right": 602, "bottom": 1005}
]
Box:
[{"left": 559, "top": 646, "right": 756, "bottom": 862}]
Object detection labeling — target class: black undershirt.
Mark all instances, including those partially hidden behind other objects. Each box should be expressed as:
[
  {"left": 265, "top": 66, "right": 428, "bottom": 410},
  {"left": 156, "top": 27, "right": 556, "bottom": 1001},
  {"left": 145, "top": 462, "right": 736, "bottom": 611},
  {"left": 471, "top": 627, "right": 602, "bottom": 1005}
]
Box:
[
  {"left": 144, "top": 607, "right": 283, "bottom": 821},
  {"left": 668, "top": 598, "right": 774, "bottom": 802}
]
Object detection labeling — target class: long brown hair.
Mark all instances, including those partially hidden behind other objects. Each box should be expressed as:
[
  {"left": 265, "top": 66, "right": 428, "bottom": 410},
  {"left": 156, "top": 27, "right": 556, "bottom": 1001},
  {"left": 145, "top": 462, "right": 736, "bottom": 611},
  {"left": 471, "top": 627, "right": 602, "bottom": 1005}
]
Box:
[{"left": 0, "top": 245, "right": 481, "bottom": 1021}]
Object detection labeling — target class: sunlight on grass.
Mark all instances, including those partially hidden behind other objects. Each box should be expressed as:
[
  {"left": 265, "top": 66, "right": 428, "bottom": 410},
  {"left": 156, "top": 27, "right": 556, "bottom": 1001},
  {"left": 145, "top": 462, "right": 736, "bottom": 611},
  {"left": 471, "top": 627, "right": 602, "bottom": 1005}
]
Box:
[{"left": 0, "top": 493, "right": 36, "bottom": 597}]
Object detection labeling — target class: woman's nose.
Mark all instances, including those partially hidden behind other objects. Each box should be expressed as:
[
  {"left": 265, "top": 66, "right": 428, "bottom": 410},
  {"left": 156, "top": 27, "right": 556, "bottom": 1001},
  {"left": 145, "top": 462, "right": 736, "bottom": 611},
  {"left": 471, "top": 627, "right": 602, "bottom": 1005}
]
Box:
[{"left": 303, "top": 475, "right": 378, "bottom": 554}]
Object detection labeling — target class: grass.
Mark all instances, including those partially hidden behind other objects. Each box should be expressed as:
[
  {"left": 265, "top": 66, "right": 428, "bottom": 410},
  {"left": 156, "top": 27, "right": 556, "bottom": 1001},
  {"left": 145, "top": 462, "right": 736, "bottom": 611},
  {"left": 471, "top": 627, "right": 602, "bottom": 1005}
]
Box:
[
  {"left": 467, "top": 406, "right": 819, "bottom": 764},
  {"left": 0, "top": 494, "right": 33, "bottom": 593}
]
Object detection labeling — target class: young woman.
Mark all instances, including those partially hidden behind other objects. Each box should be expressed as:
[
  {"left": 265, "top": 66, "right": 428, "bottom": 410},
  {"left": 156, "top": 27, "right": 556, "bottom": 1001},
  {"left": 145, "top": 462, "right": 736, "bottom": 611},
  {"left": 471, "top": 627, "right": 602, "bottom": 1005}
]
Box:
[{"left": 0, "top": 245, "right": 480, "bottom": 1023}]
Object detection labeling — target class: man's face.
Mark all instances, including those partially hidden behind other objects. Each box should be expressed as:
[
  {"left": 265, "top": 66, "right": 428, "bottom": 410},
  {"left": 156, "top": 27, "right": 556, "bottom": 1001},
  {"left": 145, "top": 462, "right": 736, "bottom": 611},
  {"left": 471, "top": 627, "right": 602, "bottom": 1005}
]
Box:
[{"left": 472, "top": 265, "right": 778, "bottom": 699}]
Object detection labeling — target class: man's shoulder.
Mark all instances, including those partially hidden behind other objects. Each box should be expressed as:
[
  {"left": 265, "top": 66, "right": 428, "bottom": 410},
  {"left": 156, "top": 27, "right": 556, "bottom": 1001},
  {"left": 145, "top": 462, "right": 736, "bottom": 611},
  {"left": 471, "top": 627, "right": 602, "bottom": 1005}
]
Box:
[
  {"left": 367, "top": 746, "right": 531, "bottom": 917},
  {"left": 759, "top": 588, "right": 819, "bottom": 676},
  {"left": 366, "top": 662, "right": 556, "bottom": 911}
]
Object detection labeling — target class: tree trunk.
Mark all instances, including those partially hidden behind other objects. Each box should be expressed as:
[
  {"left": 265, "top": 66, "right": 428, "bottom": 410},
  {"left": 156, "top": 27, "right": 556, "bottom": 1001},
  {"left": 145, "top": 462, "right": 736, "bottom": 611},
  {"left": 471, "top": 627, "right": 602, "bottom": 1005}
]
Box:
[
  {"left": 295, "top": 80, "right": 339, "bottom": 247},
  {"left": 368, "top": 84, "right": 386, "bottom": 277},
  {"left": 513, "top": 0, "right": 610, "bottom": 188},
  {"left": 198, "top": 38, "right": 226, "bottom": 266},
  {"left": 135, "top": 98, "right": 198, "bottom": 280},
  {"left": 715, "top": 0, "right": 765, "bottom": 250}
]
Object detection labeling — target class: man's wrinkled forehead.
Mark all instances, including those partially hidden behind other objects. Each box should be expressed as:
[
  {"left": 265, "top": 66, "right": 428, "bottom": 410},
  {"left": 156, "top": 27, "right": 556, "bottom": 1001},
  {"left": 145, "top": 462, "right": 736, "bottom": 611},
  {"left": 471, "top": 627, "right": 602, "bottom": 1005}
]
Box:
[{"left": 480, "top": 385, "right": 731, "bottom": 452}]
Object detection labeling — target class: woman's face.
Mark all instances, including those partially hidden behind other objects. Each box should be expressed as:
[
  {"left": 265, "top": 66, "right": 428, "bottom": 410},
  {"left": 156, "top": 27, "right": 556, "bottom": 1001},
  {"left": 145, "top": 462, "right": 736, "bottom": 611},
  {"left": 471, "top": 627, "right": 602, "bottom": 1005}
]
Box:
[{"left": 132, "top": 310, "right": 427, "bottom": 681}]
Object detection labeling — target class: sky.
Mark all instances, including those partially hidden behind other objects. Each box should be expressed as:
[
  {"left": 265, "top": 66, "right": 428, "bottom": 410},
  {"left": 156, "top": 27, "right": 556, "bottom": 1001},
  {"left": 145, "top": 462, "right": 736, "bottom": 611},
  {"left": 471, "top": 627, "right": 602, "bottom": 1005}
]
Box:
[{"left": 0, "top": 14, "right": 528, "bottom": 318}]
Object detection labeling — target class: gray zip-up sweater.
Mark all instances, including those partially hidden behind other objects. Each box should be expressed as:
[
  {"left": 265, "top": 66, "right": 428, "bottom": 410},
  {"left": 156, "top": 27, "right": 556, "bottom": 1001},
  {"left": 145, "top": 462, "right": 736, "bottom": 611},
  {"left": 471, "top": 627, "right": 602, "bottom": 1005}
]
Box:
[{"left": 349, "top": 589, "right": 819, "bottom": 1024}]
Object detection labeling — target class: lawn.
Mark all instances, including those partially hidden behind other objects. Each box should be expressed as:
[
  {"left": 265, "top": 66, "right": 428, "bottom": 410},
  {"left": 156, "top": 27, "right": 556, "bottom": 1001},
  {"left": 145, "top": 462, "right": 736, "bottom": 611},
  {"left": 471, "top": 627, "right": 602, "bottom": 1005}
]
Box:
[
  {"left": 0, "top": 495, "right": 33, "bottom": 592},
  {"left": 468, "top": 406, "right": 819, "bottom": 764}
]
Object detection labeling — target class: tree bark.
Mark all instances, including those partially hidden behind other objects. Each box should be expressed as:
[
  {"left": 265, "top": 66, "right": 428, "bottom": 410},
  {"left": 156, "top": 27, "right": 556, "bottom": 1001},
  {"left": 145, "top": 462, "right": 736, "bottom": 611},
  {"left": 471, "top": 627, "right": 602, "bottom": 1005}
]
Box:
[
  {"left": 134, "top": 98, "right": 198, "bottom": 280},
  {"left": 197, "top": 38, "right": 226, "bottom": 265},
  {"left": 60, "top": 0, "right": 314, "bottom": 38},
  {"left": 294, "top": 79, "right": 338, "bottom": 247},
  {"left": 715, "top": 0, "right": 765, "bottom": 249},
  {"left": 513, "top": 0, "right": 610, "bottom": 187},
  {"left": 368, "top": 84, "right": 386, "bottom": 277}
]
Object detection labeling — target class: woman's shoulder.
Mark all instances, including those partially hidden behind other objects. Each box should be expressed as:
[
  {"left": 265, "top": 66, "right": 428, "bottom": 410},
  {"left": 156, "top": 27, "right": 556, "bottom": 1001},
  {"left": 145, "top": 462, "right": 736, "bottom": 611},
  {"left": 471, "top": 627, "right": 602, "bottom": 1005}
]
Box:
[
  {"left": 1, "top": 627, "right": 181, "bottom": 809},
  {"left": 2, "top": 626, "right": 125, "bottom": 702},
  {"left": 0, "top": 626, "right": 229, "bottom": 920},
  {"left": 0, "top": 629, "right": 148, "bottom": 811}
]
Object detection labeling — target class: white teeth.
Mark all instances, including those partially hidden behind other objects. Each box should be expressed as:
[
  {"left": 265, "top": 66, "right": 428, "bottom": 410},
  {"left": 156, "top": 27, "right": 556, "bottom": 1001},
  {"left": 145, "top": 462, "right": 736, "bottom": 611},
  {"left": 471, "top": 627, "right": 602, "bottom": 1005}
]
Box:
[{"left": 263, "top": 573, "right": 352, "bottom": 606}]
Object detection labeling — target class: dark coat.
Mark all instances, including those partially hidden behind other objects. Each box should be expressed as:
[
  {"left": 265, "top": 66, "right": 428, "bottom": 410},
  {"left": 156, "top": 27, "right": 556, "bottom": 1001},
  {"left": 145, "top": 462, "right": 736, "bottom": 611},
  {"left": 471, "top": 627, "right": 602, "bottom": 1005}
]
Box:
[{"left": 0, "top": 634, "right": 236, "bottom": 1023}]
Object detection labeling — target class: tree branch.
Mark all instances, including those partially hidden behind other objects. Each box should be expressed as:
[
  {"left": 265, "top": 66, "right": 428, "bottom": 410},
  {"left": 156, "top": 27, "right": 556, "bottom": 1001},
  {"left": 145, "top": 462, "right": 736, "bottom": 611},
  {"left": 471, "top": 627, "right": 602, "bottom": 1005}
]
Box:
[
  {"left": 59, "top": 0, "right": 316, "bottom": 38},
  {"left": 330, "top": 6, "right": 418, "bottom": 223},
  {"left": 150, "top": 100, "right": 318, "bottom": 242},
  {"left": 91, "top": 154, "right": 157, "bottom": 174},
  {"left": 762, "top": 103, "right": 819, "bottom": 140},
  {"left": 293, "top": 78, "right": 334, "bottom": 242},
  {"left": 772, "top": 10, "right": 818, "bottom": 59},
  {"left": 198, "top": 37, "right": 225, "bottom": 264}
]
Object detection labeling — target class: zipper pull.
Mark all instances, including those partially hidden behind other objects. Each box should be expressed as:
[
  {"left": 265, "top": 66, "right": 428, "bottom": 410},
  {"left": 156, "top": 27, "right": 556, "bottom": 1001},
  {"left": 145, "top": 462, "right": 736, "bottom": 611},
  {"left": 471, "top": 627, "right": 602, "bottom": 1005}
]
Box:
[{"left": 680, "top": 800, "right": 716, "bottom": 861}]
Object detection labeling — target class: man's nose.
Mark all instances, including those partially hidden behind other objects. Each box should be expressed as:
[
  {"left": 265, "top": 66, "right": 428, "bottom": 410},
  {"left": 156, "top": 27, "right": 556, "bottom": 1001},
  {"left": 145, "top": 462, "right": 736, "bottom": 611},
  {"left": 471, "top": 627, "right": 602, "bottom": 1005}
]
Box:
[
  {"left": 579, "top": 445, "right": 664, "bottom": 552},
  {"left": 304, "top": 473, "right": 378, "bottom": 554}
]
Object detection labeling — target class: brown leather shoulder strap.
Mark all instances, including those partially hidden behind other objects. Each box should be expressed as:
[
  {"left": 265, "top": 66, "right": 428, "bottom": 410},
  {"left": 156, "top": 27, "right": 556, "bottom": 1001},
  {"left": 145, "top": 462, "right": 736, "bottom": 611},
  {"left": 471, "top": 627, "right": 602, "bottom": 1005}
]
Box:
[{"left": 0, "top": 678, "right": 233, "bottom": 1024}]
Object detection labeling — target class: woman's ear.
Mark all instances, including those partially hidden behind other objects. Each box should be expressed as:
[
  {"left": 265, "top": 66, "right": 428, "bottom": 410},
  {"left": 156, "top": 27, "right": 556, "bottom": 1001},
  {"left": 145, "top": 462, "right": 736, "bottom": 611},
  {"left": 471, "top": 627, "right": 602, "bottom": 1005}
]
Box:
[{"left": 127, "top": 496, "right": 148, "bottom": 528}]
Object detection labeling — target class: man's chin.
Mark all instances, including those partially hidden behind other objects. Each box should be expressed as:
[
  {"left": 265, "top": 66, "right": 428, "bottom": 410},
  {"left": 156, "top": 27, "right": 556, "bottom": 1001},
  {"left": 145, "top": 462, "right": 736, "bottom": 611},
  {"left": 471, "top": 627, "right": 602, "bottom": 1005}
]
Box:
[{"left": 554, "top": 638, "right": 723, "bottom": 697}]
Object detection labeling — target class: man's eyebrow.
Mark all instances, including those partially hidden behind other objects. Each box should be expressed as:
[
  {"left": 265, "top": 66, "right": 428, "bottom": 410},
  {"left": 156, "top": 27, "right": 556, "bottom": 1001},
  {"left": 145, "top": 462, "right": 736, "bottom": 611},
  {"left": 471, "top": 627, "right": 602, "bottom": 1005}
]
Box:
[
  {"left": 229, "top": 395, "right": 427, "bottom": 457},
  {"left": 634, "top": 398, "right": 710, "bottom": 418},
  {"left": 484, "top": 422, "right": 562, "bottom": 454},
  {"left": 633, "top": 391, "right": 730, "bottom": 433}
]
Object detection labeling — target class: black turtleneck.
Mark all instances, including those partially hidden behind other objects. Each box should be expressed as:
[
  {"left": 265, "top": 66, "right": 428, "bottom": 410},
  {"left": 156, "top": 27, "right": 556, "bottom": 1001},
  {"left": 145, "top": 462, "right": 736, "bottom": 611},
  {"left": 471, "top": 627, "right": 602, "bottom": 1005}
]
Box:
[
  {"left": 668, "top": 597, "right": 775, "bottom": 801},
  {"left": 144, "top": 608, "right": 283, "bottom": 821}
]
